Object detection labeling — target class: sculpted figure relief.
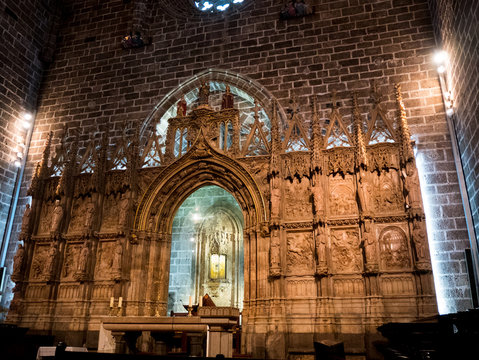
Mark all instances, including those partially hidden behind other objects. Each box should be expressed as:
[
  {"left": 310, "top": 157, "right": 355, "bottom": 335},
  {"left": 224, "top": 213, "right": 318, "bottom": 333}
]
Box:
[
  {"left": 21, "top": 204, "right": 31, "bottom": 234},
  {"left": 412, "top": 221, "right": 428, "bottom": 260},
  {"left": 111, "top": 239, "right": 123, "bottom": 279},
  {"left": 380, "top": 226, "right": 410, "bottom": 269},
  {"left": 222, "top": 85, "right": 234, "bottom": 109},
  {"left": 84, "top": 199, "right": 95, "bottom": 230},
  {"left": 51, "top": 200, "right": 64, "bottom": 233},
  {"left": 362, "top": 221, "right": 378, "bottom": 272},
  {"left": 45, "top": 242, "right": 59, "bottom": 280},
  {"left": 314, "top": 226, "right": 328, "bottom": 275},
  {"left": 287, "top": 232, "right": 313, "bottom": 273},
  {"left": 357, "top": 168, "right": 371, "bottom": 215},
  {"left": 269, "top": 228, "right": 281, "bottom": 277},
  {"left": 176, "top": 95, "right": 187, "bottom": 117},
  {"left": 77, "top": 241, "right": 90, "bottom": 274},
  {"left": 118, "top": 192, "right": 130, "bottom": 228},
  {"left": 198, "top": 81, "right": 210, "bottom": 106},
  {"left": 404, "top": 161, "right": 421, "bottom": 210},
  {"left": 12, "top": 244, "right": 25, "bottom": 281},
  {"left": 270, "top": 180, "right": 281, "bottom": 220},
  {"left": 331, "top": 229, "right": 361, "bottom": 273}
]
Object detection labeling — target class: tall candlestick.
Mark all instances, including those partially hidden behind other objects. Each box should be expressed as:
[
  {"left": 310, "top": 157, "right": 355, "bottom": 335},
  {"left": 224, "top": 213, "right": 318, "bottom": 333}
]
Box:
[
  {"left": 110, "top": 297, "right": 114, "bottom": 307},
  {"left": 188, "top": 296, "right": 192, "bottom": 307},
  {"left": 199, "top": 296, "right": 203, "bottom": 307},
  {"left": 118, "top": 297, "right": 123, "bottom": 308}
]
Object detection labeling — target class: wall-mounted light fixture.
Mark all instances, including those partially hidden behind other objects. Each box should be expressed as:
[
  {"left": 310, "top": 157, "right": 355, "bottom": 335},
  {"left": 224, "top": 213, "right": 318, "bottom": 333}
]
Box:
[{"left": 13, "top": 112, "right": 33, "bottom": 167}]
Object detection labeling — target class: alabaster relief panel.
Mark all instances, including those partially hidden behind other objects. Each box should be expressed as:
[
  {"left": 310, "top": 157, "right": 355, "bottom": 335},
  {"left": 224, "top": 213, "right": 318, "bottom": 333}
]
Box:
[
  {"left": 95, "top": 241, "right": 116, "bottom": 280},
  {"left": 333, "top": 277, "right": 364, "bottom": 297},
  {"left": 330, "top": 228, "right": 361, "bottom": 273},
  {"left": 284, "top": 177, "right": 311, "bottom": 221},
  {"left": 286, "top": 231, "right": 314, "bottom": 275},
  {"left": 286, "top": 278, "right": 316, "bottom": 298},
  {"left": 92, "top": 283, "right": 115, "bottom": 299},
  {"left": 373, "top": 170, "right": 403, "bottom": 213},
  {"left": 101, "top": 194, "right": 121, "bottom": 231},
  {"left": 378, "top": 225, "right": 411, "bottom": 271},
  {"left": 380, "top": 275, "right": 415, "bottom": 295},
  {"left": 69, "top": 197, "right": 94, "bottom": 233},
  {"left": 30, "top": 243, "right": 51, "bottom": 280},
  {"left": 37, "top": 202, "right": 54, "bottom": 235},
  {"left": 242, "top": 158, "right": 269, "bottom": 200},
  {"left": 62, "top": 243, "right": 81, "bottom": 280},
  {"left": 328, "top": 175, "right": 358, "bottom": 217}
]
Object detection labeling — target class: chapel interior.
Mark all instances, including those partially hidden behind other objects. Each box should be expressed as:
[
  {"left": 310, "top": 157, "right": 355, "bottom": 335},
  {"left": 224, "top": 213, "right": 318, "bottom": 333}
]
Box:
[{"left": 0, "top": 1, "right": 478, "bottom": 359}]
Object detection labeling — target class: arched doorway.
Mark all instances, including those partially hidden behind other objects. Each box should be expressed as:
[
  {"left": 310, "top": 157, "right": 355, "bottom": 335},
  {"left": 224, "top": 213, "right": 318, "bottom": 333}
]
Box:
[{"left": 167, "top": 185, "right": 243, "bottom": 313}]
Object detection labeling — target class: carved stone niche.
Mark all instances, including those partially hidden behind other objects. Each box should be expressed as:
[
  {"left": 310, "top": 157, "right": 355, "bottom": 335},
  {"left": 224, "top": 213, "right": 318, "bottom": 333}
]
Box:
[
  {"left": 62, "top": 242, "right": 81, "bottom": 280},
  {"left": 330, "top": 227, "right": 361, "bottom": 273},
  {"left": 284, "top": 177, "right": 311, "bottom": 221},
  {"left": 286, "top": 231, "right": 314, "bottom": 275},
  {"left": 30, "top": 243, "right": 50, "bottom": 281},
  {"left": 328, "top": 175, "right": 358, "bottom": 218},
  {"left": 373, "top": 170, "right": 403, "bottom": 213},
  {"left": 101, "top": 193, "right": 121, "bottom": 232},
  {"left": 68, "top": 197, "right": 94, "bottom": 234},
  {"left": 378, "top": 225, "right": 411, "bottom": 271}
]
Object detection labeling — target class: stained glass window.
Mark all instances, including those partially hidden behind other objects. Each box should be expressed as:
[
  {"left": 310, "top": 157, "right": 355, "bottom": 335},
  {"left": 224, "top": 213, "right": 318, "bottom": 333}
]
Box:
[{"left": 193, "top": 0, "right": 244, "bottom": 12}]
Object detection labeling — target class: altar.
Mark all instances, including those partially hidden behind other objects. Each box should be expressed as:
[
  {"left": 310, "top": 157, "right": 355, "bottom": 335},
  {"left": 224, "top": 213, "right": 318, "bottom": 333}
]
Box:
[{"left": 98, "top": 307, "right": 240, "bottom": 357}]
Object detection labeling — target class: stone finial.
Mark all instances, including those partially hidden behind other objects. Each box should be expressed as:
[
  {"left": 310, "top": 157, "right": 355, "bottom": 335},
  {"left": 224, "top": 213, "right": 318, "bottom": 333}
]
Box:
[
  {"left": 395, "top": 84, "right": 414, "bottom": 164},
  {"left": 352, "top": 92, "right": 367, "bottom": 168}
]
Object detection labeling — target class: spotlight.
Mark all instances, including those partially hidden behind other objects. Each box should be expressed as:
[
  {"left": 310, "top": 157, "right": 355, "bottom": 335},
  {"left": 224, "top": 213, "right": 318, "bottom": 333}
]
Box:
[
  {"left": 433, "top": 50, "right": 448, "bottom": 65},
  {"left": 22, "top": 120, "right": 31, "bottom": 129},
  {"left": 437, "top": 65, "right": 446, "bottom": 74},
  {"left": 23, "top": 113, "right": 33, "bottom": 121},
  {"left": 190, "top": 237, "right": 195, "bottom": 242},
  {"left": 446, "top": 107, "right": 454, "bottom": 116},
  {"left": 14, "top": 160, "right": 21, "bottom": 167}
]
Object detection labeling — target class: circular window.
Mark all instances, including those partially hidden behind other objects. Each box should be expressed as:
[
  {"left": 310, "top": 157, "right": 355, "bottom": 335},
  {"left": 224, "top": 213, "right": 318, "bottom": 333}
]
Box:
[{"left": 191, "top": 0, "right": 246, "bottom": 13}]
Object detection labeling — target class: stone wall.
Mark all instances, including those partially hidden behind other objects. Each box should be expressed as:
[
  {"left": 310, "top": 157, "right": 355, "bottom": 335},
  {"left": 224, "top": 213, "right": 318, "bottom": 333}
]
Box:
[
  {"left": 0, "top": 0, "right": 56, "bottom": 305},
  {"left": 427, "top": 0, "right": 479, "bottom": 282},
  {"left": 4, "top": 0, "right": 473, "bottom": 316}
]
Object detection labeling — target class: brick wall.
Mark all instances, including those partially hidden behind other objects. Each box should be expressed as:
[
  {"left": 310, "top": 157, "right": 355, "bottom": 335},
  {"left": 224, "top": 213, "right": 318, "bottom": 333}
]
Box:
[
  {"left": 5, "top": 0, "right": 473, "bottom": 312},
  {"left": 0, "top": 0, "right": 55, "bottom": 305},
  {"left": 428, "top": 0, "right": 479, "bottom": 269}
]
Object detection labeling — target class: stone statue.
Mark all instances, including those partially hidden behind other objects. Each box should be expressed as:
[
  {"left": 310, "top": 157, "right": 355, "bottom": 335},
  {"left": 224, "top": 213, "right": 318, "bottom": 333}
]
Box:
[
  {"left": 21, "top": 204, "right": 31, "bottom": 234},
  {"left": 222, "top": 85, "right": 234, "bottom": 109},
  {"left": 45, "top": 242, "right": 58, "bottom": 279},
  {"left": 177, "top": 95, "right": 187, "bottom": 117},
  {"left": 312, "top": 183, "right": 323, "bottom": 215},
  {"left": 412, "top": 221, "right": 427, "bottom": 260},
  {"left": 112, "top": 239, "right": 123, "bottom": 278},
  {"left": 404, "top": 162, "right": 421, "bottom": 209},
  {"left": 51, "top": 200, "right": 64, "bottom": 233},
  {"left": 77, "top": 241, "right": 90, "bottom": 273},
  {"left": 198, "top": 81, "right": 210, "bottom": 106},
  {"left": 270, "top": 181, "right": 281, "bottom": 219},
  {"left": 12, "top": 244, "right": 25, "bottom": 280},
  {"left": 118, "top": 193, "right": 129, "bottom": 227},
  {"left": 362, "top": 221, "right": 378, "bottom": 272},
  {"left": 270, "top": 228, "right": 281, "bottom": 269},
  {"left": 84, "top": 200, "right": 95, "bottom": 229},
  {"left": 357, "top": 168, "right": 370, "bottom": 215},
  {"left": 314, "top": 226, "right": 327, "bottom": 274}
]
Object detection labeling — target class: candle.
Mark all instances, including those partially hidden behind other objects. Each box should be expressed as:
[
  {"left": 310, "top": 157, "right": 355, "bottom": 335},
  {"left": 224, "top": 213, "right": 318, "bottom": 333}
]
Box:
[
  {"left": 118, "top": 297, "right": 123, "bottom": 308},
  {"left": 188, "top": 296, "right": 192, "bottom": 307},
  {"left": 199, "top": 296, "right": 203, "bottom": 307},
  {"left": 110, "top": 297, "right": 114, "bottom": 307}
]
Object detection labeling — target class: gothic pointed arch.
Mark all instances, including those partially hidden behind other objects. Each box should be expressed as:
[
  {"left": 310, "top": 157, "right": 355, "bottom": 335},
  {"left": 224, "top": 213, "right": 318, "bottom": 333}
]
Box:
[
  {"left": 140, "top": 68, "right": 287, "bottom": 137},
  {"left": 134, "top": 128, "right": 267, "bottom": 234}
]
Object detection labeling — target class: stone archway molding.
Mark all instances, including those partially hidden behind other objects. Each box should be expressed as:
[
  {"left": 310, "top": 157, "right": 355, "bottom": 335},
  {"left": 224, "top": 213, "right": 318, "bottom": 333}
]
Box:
[
  {"left": 140, "top": 68, "right": 287, "bottom": 136},
  {"left": 134, "top": 127, "right": 267, "bottom": 235}
]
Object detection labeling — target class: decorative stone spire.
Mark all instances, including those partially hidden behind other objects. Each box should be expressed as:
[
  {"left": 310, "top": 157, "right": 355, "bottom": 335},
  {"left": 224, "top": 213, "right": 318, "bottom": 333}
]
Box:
[
  {"left": 311, "top": 95, "right": 322, "bottom": 172},
  {"left": 56, "top": 131, "right": 78, "bottom": 198},
  {"left": 270, "top": 101, "right": 280, "bottom": 176},
  {"left": 352, "top": 92, "right": 367, "bottom": 169},
  {"left": 395, "top": 84, "right": 414, "bottom": 164},
  {"left": 126, "top": 123, "right": 140, "bottom": 193},
  {"left": 27, "top": 131, "right": 53, "bottom": 196}
]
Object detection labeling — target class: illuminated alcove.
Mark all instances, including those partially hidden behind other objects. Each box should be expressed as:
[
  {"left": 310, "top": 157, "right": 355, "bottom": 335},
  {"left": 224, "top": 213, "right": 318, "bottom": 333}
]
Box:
[{"left": 167, "top": 185, "right": 244, "bottom": 314}]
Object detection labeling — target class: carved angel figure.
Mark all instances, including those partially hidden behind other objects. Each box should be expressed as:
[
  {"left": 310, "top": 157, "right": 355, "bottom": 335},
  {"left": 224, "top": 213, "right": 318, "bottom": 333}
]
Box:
[
  {"left": 222, "top": 85, "right": 234, "bottom": 109},
  {"left": 404, "top": 162, "right": 421, "bottom": 209},
  {"left": 177, "top": 95, "right": 187, "bottom": 117},
  {"left": 270, "top": 228, "right": 281, "bottom": 269},
  {"left": 198, "top": 81, "right": 210, "bottom": 106},
  {"left": 77, "top": 241, "right": 90, "bottom": 273},
  {"left": 111, "top": 239, "right": 123, "bottom": 277},
  {"left": 45, "top": 242, "right": 58, "bottom": 278},
  {"left": 412, "top": 221, "right": 428, "bottom": 260}
]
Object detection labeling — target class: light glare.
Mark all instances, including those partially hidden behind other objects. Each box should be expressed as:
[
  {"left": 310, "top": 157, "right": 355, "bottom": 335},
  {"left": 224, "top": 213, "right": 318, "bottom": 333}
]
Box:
[{"left": 433, "top": 50, "right": 448, "bottom": 65}]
